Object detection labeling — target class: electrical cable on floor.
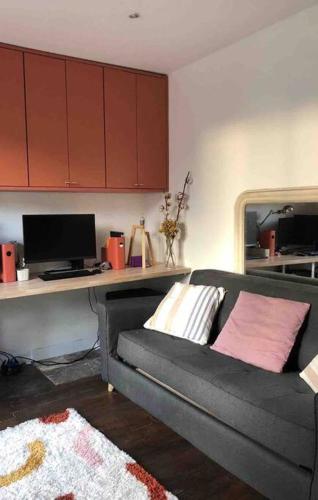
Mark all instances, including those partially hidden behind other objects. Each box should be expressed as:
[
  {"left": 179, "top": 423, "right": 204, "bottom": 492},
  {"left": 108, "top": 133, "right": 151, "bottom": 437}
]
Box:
[
  {"left": 0, "top": 338, "right": 100, "bottom": 368},
  {"left": 0, "top": 290, "right": 100, "bottom": 371},
  {"left": 0, "top": 351, "right": 12, "bottom": 359},
  {"left": 15, "top": 338, "right": 100, "bottom": 366}
]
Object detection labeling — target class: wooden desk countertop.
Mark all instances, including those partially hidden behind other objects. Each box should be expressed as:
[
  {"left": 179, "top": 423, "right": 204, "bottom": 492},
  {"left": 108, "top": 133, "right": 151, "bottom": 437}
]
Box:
[
  {"left": 0, "top": 264, "right": 191, "bottom": 300},
  {"left": 245, "top": 254, "right": 318, "bottom": 269}
]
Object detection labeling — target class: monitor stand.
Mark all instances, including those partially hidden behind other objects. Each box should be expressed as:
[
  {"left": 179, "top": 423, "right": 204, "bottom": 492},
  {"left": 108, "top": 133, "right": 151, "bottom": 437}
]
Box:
[{"left": 43, "top": 259, "right": 85, "bottom": 275}]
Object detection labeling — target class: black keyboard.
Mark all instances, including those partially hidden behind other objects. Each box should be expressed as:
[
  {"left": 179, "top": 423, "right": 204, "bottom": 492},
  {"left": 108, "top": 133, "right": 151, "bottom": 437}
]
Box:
[{"left": 39, "top": 269, "right": 102, "bottom": 281}]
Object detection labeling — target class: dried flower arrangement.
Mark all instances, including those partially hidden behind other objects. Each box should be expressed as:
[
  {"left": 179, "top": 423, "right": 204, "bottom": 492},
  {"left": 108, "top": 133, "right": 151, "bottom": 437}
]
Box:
[{"left": 159, "top": 171, "right": 191, "bottom": 266}]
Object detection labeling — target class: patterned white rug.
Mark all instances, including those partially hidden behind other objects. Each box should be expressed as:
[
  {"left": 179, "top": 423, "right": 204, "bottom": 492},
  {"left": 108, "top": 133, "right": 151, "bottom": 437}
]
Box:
[{"left": 0, "top": 408, "right": 177, "bottom": 500}]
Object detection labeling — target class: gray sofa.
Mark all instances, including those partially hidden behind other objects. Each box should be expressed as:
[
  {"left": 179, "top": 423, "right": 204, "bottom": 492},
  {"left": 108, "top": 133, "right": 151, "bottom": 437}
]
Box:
[{"left": 98, "top": 269, "right": 318, "bottom": 500}]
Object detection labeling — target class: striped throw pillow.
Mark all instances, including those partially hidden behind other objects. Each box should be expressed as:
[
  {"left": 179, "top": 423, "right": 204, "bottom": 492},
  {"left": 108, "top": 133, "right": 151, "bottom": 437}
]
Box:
[
  {"left": 144, "top": 282, "right": 225, "bottom": 345},
  {"left": 300, "top": 355, "right": 318, "bottom": 393}
]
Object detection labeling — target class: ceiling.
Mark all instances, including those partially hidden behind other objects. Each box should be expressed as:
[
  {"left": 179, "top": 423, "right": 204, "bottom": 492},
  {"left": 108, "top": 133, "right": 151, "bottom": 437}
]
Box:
[{"left": 0, "top": 0, "right": 317, "bottom": 73}]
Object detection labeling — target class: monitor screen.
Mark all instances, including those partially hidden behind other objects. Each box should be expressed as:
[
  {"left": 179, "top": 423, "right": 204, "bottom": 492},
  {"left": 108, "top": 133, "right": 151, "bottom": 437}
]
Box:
[
  {"left": 23, "top": 214, "right": 96, "bottom": 264},
  {"left": 277, "top": 214, "right": 318, "bottom": 249},
  {"left": 276, "top": 217, "right": 296, "bottom": 248},
  {"left": 245, "top": 211, "right": 258, "bottom": 246},
  {"left": 294, "top": 215, "right": 318, "bottom": 246}
]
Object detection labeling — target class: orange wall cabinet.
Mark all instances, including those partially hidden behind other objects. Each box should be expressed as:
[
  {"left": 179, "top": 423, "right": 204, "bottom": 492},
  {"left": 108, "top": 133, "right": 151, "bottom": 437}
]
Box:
[
  {"left": 0, "top": 47, "right": 28, "bottom": 187},
  {"left": 105, "top": 70, "right": 168, "bottom": 190},
  {"left": 137, "top": 75, "right": 168, "bottom": 189},
  {"left": 104, "top": 68, "right": 138, "bottom": 189},
  {"left": 25, "top": 53, "right": 69, "bottom": 188},
  {"left": 67, "top": 61, "right": 105, "bottom": 188},
  {"left": 0, "top": 42, "right": 168, "bottom": 192}
]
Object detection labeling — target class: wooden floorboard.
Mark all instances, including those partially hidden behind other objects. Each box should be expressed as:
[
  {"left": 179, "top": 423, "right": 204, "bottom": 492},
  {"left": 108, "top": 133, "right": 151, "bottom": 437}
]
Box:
[{"left": 0, "top": 366, "right": 264, "bottom": 499}]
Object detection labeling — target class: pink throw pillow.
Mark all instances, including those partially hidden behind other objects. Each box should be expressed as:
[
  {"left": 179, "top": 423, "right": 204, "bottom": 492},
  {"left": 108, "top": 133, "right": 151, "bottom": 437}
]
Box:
[{"left": 211, "top": 291, "right": 310, "bottom": 373}]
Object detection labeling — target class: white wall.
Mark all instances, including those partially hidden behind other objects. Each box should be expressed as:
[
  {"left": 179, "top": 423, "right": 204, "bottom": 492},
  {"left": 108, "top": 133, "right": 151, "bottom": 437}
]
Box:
[
  {"left": 0, "top": 192, "right": 146, "bottom": 358},
  {"left": 162, "top": 4, "right": 318, "bottom": 271}
]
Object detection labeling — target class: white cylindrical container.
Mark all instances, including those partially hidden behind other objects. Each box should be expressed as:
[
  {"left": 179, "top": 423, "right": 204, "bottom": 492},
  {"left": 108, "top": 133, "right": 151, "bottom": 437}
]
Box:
[{"left": 17, "top": 268, "right": 30, "bottom": 282}]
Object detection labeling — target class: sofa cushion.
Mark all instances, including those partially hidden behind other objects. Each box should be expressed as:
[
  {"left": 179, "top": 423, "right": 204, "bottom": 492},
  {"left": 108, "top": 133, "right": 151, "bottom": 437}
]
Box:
[
  {"left": 144, "top": 282, "right": 225, "bottom": 345},
  {"left": 117, "top": 329, "right": 315, "bottom": 469},
  {"left": 300, "top": 354, "right": 318, "bottom": 393},
  {"left": 211, "top": 291, "right": 310, "bottom": 373}
]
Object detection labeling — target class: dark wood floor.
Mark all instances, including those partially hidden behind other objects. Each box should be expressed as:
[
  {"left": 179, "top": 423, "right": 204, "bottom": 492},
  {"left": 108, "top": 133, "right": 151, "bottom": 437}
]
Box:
[{"left": 0, "top": 366, "right": 264, "bottom": 500}]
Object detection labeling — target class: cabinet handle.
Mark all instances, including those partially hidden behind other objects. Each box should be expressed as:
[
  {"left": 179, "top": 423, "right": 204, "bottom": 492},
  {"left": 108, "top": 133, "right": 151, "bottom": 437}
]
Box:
[
  {"left": 134, "top": 183, "right": 139, "bottom": 186},
  {"left": 65, "top": 181, "right": 79, "bottom": 185},
  {"left": 133, "top": 183, "right": 144, "bottom": 187}
]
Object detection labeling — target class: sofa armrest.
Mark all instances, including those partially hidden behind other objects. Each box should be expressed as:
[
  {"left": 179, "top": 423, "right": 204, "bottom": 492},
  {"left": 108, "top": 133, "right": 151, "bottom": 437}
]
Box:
[
  {"left": 97, "top": 294, "right": 164, "bottom": 381},
  {"left": 310, "top": 394, "right": 318, "bottom": 499}
]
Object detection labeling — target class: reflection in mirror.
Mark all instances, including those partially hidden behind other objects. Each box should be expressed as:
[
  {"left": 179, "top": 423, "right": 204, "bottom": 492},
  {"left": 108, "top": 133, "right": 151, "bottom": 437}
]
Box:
[{"left": 244, "top": 202, "right": 318, "bottom": 282}]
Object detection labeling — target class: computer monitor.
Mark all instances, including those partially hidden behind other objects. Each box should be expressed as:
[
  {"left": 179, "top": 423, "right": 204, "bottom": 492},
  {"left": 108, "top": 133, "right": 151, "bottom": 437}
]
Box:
[
  {"left": 294, "top": 215, "right": 318, "bottom": 247},
  {"left": 23, "top": 214, "right": 96, "bottom": 269},
  {"left": 276, "top": 217, "right": 296, "bottom": 249},
  {"left": 277, "top": 214, "right": 318, "bottom": 250},
  {"left": 245, "top": 211, "right": 258, "bottom": 246}
]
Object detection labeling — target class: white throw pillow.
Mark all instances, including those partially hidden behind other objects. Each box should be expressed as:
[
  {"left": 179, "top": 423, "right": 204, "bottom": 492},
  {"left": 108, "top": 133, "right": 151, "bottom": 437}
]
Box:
[
  {"left": 300, "top": 355, "right": 318, "bottom": 393},
  {"left": 144, "top": 282, "right": 225, "bottom": 345}
]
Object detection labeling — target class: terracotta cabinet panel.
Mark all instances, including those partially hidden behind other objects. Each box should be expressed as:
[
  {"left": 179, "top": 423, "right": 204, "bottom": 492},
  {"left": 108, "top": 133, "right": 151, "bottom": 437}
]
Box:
[
  {"left": 25, "top": 53, "right": 69, "bottom": 187},
  {"left": 137, "top": 75, "right": 168, "bottom": 189},
  {"left": 0, "top": 48, "right": 28, "bottom": 186},
  {"left": 67, "top": 61, "right": 105, "bottom": 188},
  {"left": 104, "top": 68, "right": 138, "bottom": 188}
]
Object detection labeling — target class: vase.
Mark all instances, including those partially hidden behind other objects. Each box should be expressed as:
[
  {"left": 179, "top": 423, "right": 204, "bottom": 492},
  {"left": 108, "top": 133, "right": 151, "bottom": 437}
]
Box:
[{"left": 165, "top": 236, "right": 176, "bottom": 267}]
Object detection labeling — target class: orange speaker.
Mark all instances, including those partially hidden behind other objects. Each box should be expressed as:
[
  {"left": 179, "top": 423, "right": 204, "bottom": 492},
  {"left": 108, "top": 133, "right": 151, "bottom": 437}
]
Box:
[
  {"left": 0, "top": 243, "right": 17, "bottom": 282},
  {"left": 259, "top": 230, "right": 276, "bottom": 257},
  {"left": 106, "top": 237, "right": 125, "bottom": 270}
]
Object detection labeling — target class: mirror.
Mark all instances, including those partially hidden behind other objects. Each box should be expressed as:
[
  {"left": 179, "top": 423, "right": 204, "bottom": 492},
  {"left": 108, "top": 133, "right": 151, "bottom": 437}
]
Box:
[{"left": 244, "top": 202, "right": 318, "bottom": 280}]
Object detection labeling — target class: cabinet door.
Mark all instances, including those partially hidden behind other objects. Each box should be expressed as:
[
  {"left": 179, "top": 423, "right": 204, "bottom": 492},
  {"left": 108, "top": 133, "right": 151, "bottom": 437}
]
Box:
[
  {"left": 104, "top": 68, "right": 138, "bottom": 188},
  {"left": 25, "top": 53, "right": 69, "bottom": 187},
  {"left": 67, "top": 61, "right": 105, "bottom": 188},
  {"left": 0, "top": 48, "right": 28, "bottom": 186},
  {"left": 137, "top": 75, "right": 168, "bottom": 189}
]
